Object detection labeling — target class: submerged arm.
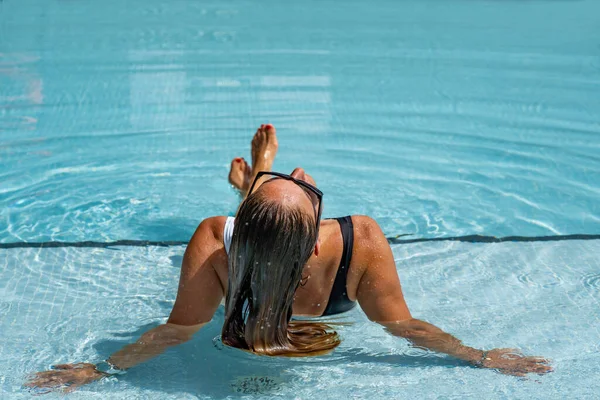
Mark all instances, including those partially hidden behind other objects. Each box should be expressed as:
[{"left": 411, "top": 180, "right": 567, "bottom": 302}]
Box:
[
  {"left": 381, "top": 319, "right": 482, "bottom": 363},
  {"left": 25, "top": 323, "right": 207, "bottom": 393},
  {"left": 354, "top": 217, "right": 552, "bottom": 376},
  {"left": 25, "top": 218, "right": 226, "bottom": 392},
  {"left": 106, "top": 322, "right": 204, "bottom": 370},
  {"left": 109, "top": 217, "right": 227, "bottom": 370}
]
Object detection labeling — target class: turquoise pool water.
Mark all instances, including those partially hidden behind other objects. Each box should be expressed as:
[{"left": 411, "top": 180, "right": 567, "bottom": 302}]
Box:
[{"left": 1, "top": 0, "right": 599, "bottom": 398}]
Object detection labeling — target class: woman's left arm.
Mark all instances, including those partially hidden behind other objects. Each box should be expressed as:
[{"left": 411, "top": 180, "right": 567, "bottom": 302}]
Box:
[{"left": 353, "top": 217, "right": 552, "bottom": 376}]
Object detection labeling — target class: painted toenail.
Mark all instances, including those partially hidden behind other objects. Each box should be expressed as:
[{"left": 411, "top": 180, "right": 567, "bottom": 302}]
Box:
[
  {"left": 265, "top": 124, "right": 273, "bottom": 130},
  {"left": 234, "top": 157, "right": 242, "bottom": 162}
]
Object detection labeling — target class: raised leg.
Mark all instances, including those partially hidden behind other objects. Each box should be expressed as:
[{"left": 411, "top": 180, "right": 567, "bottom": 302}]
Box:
[{"left": 228, "top": 124, "right": 278, "bottom": 198}]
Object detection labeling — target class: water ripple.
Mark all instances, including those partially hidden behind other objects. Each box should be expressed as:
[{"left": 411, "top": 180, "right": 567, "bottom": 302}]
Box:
[
  {"left": 0, "top": 301, "right": 10, "bottom": 316},
  {"left": 582, "top": 273, "right": 600, "bottom": 290},
  {"left": 517, "top": 272, "right": 564, "bottom": 288}
]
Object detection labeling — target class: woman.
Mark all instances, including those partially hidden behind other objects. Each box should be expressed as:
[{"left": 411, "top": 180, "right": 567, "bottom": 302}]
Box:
[{"left": 26, "top": 124, "right": 552, "bottom": 392}]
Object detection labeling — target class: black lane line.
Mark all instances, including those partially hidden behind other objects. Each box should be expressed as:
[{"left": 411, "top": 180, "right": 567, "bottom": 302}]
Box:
[
  {"left": 0, "top": 240, "right": 189, "bottom": 249},
  {"left": 0, "top": 234, "right": 599, "bottom": 249},
  {"left": 386, "top": 233, "right": 600, "bottom": 244}
]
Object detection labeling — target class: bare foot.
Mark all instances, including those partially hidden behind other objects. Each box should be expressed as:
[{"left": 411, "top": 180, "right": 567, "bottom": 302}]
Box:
[
  {"left": 228, "top": 157, "right": 252, "bottom": 193},
  {"left": 251, "top": 124, "right": 278, "bottom": 173}
]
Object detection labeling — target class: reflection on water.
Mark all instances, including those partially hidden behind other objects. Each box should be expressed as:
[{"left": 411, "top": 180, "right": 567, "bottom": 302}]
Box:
[
  {"left": 126, "top": 49, "right": 332, "bottom": 134},
  {"left": 0, "top": 52, "right": 43, "bottom": 132}
]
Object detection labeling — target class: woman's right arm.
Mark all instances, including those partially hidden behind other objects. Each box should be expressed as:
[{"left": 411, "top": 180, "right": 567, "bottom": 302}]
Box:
[{"left": 25, "top": 218, "right": 227, "bottom": 392}]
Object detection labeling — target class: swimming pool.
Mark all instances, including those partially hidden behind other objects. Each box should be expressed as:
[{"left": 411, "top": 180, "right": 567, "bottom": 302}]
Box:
[{"left": 1, "top": 0, "right": 599, "bottom": 398}]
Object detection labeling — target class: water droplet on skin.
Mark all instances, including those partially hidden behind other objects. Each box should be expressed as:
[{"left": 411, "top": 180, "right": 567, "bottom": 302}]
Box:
[{"left": 317, "top": 303, "right": 321, "bottom": 307}]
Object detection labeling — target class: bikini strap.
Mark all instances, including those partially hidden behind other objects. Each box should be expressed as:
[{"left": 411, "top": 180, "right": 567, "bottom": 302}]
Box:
[{"left": 322, "top": 216, "right": 356, "bottom": 316}]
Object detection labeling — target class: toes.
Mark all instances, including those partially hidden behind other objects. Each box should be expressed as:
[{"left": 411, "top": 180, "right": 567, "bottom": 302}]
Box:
[
  {"left": 263, "top": 125, "right": 277, "bottom": 147},
  {"left": 230, "top": 157, "right": 243, "bottom": 169},
  {"left": 229, "top": 157, "right": 249, "bottom": 180},
  {"left": 229, "top": 158, "right": 246, "bottom": 184},
  {"left": 253, "top": 124, "right": 274, "bottom": 138},
  {"left": 228, "top": 157, "right": 252, "bottom": 192},
  {"left": 252, "top": 130, "right": 264, "bottom": 145},
  {"left": 264, "top": 124, "right": 275, "bottom": 135}
]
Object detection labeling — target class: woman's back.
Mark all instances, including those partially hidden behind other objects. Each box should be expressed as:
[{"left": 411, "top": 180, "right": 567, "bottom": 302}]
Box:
[{"left": 204, "top": 215, "right": 368, "bottom": 317}]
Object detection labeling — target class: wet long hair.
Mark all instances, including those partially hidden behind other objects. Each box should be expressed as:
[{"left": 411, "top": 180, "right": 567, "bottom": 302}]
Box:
[{"left": 221, "top": 191, "right": 341, "bottom": 356}]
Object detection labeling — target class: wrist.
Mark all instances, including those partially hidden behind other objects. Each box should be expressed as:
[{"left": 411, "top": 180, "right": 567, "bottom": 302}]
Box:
[
  {"left": 456, "top": 346, "right": 484, "bottom": 364},
  {"left": 472, "top": 350, "right": 492, "bottom": 367},
  {"left": 95, "top": 360, "right": 127, "bottom": 376}
]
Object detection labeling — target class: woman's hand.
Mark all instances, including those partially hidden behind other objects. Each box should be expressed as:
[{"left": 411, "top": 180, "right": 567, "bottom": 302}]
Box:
[
  {"left": 480, "top": 348, "right": 553, "bottom": 377},
  {"left": 24, "top": 363, "right": 106, "bottom": 393}
]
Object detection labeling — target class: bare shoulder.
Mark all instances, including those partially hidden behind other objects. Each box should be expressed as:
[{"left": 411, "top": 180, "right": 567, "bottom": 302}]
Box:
[
  {"left": 344, "top": 215, "right": 390, "bottom": 300},
  {"left": 350, "top": 215, "right": 387, "bottom": 248},
  {"left": 349, "top": 215, "right": 390, "bottom": 265},
  {"left": 189, "top": 216, "right": 227, "bottom": 243},
  {"left": 185, "top": 216, "right": 228, "bottom": 260},
  {"left": 349, "top": 215, "right": 412, "bottom": 322}
]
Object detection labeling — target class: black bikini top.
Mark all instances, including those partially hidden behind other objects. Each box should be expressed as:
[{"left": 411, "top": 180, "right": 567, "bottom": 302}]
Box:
[{"left": 321, "top": 216, "right": 357, "bottom": 316}]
